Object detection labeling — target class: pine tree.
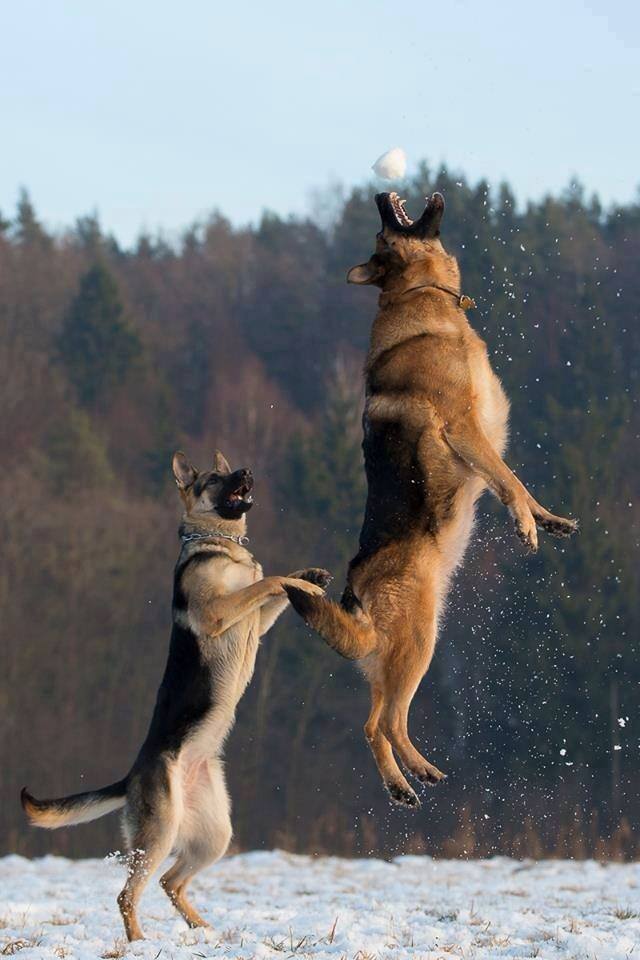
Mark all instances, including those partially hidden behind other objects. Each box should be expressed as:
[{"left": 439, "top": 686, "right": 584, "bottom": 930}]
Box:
[
  {"left": 57, "top": 263, "right": 142, "bottom": 407},
  {"left": 280, "top": 357, "right": 365, "bottom": 570},
  {"left": 14, "top": 187, "right": 50, "bottom": 246}
]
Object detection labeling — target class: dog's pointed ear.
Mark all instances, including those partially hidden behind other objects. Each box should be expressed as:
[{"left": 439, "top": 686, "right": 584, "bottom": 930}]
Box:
[
  {"left": 172, "top": 451, "right": 198, "bottom": 489},
  {"left": 213, "top": 450, "right": 231, "bottom": 475},
  {"left": 347, "top": 258, "right": 384, "bottom": 285}
]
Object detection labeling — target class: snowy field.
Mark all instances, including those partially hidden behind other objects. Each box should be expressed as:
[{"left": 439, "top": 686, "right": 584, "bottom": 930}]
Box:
[{"left": 1, "top": 851, "right": 638, "bottom": 959}]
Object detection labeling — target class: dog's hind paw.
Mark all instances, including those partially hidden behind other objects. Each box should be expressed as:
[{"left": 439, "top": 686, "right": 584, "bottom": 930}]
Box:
[
  {"left": 538, "top": 515, "right": 579, "bottom": 538},
  {"left": 386, "top": 781, "right": 421, "bottom": 809},
  {"left": 415, "top": 765, "right": 447, "bottom": 786}
]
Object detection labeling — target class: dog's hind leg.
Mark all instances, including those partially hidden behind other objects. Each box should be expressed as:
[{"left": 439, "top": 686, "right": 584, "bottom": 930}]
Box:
[
  {"left": 380, "top": 618, "right": 446, "bottom": 789},
  {"left": 160, "top": 759, "right": 232, "bottom": 930},
  {"left": 118, "top": 766, "right": 181, "bottom": 941},
  {"left": 365, "top": 683, "right": 420, "bottom": 808}
]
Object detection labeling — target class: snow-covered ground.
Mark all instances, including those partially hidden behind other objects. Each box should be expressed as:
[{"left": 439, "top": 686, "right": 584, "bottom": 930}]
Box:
[{"left": 1, "top": 851, "right": 638, "bottom": 959}]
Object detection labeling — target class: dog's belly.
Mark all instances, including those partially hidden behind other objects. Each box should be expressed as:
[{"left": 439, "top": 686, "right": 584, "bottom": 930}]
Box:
[
  {"left": 181, "top": 755, "right": 211, "bottom": 800},
  {"left": 472, "top": 355, "right": 510, "bottom": 455}
]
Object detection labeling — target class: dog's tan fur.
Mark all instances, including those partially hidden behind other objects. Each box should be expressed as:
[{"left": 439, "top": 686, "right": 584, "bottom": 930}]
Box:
[{"left": 285, "top": 194, "right": 577, "bottom": 807}]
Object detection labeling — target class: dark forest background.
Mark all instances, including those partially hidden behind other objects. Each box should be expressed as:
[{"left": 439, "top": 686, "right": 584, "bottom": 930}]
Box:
[{"left": 1, "top": 164, "right": 638, "bottom": 860}]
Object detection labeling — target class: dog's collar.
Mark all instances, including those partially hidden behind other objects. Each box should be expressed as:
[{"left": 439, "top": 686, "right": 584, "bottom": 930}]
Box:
[
  {"left": 181, "top": 531, "right": 250, "bottom": 547},
  {"left": 384, "top": 282, "right": 476, "bottom": 310}
]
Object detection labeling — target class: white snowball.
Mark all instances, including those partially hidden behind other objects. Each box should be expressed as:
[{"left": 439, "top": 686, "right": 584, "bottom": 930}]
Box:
[{"left": 372, "top": 147, "right": 407, "bottom": 181}]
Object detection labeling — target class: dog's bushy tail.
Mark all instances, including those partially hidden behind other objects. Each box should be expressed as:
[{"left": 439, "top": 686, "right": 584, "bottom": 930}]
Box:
[
  {"left": 21, "top": 779, "right": 127, "bottom": 829},
  {"left": 284, "top": 586, "right": 377, "bottom": 660}
]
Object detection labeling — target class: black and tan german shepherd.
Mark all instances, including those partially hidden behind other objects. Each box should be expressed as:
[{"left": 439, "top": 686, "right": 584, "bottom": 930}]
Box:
[
  {"left": 285, "top": 191, "right": 578, "bottom": 808},
  {"left": 22, "top": 450, "right": 330, "bottom": 940}
]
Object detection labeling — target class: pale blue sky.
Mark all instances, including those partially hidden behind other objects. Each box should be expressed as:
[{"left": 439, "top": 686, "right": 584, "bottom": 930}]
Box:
[{"left": 1, "top": 0, "right": 638, "bottom": 245}]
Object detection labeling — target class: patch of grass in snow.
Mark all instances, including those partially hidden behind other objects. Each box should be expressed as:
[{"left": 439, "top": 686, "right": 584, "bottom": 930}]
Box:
[
  {"left": 100, "top": 939, "right": 128, "bottom": 959},
  {"left": 264, "top": 930, "right": 312, "bottom": 953},
  {"left": 1, "top": 938, "right": 43, "bottom": 956},
  {"left": 263, "top": 919, "right": 340, "bottom": 954},
  {"left": 387, "top": 918, "right": 415, "bottom": 948},
  {"left": 218, "top": 926, "right": 245, "bottom": 943},
  {"left": 613, "top": 906, "right": 640, "bottom": 920},
  {"left": 537, "top": 928, "right": 556, "bottom": 941},
  {"left": 488, "top": 935, "right": 511, "bottom": 948},
  {"left": 437, "top": 910, "right": 459, "bottom": 922}
]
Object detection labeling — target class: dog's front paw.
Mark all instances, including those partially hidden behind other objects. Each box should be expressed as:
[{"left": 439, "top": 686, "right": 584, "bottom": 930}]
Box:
[
  {"left": 283, "top": 577, "right": 325, "bottom": 597},
  {"left": 282, "top": 582, "right": 324, "bottom": 623},
  {"left": 296, "top": 567, "right": 333, "bottom": 589}
]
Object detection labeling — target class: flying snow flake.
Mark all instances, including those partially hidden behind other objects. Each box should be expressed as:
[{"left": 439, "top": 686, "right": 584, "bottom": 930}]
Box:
[
  {"left": 372, "top": 147, "right": 407, "bottom": 181},
  {"left": 618, "top": 718, "right": 626, "bottom": 728}
]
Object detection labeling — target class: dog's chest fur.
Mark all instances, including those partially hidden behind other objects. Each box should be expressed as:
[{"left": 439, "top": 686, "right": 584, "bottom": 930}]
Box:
[
  {"left": 140, "top": 544, "right": 265, "bottom": 767},
  {"left": 185, "top": 548, "right": 263, "bottom": 752}
]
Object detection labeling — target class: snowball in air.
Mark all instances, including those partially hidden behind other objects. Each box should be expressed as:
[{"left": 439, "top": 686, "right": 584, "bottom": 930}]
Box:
[{"left": 372, "top": 147, "right": 407, "bottom": 181}]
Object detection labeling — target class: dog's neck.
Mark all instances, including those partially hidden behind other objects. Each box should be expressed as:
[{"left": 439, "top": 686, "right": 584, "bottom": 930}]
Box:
[{"left": 179, "top": 512, "right": 248, "bottom": 545}]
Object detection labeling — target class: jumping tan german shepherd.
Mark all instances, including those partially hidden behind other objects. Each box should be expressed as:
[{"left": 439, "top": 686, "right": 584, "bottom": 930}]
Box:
[
  {"left": 22, "top": 451, "right": 329, "bottom": 940},
  {"left": 285, "top": 191, "right": 578, "bottom": 808}
]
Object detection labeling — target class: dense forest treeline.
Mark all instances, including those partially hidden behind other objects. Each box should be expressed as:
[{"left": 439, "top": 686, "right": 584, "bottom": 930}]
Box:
[{"left": 1, "top": 165, "right": 638, "bottom": 859}]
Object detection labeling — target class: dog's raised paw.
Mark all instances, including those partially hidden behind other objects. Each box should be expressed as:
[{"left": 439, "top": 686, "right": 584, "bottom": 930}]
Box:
[
  {"left": 283, "top": 583, "right": 323, "bottom": 622},
  {"left": 539, "top": 515, "right": 579, "bottom": 538},
  {"left": 416, "top": 766, "right": 447, "bottom": 786},
  {"left": 298, "top": 567, "right": 333, "bottom": 588},
  {"left": 386, "top": 781, "right": 421, "bottom": 809},
  {"left": 515, "top": 517, "right": 538, "bottom": 553}
]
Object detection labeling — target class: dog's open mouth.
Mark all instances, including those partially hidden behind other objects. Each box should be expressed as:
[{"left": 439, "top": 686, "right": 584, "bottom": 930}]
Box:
[
  {"left": 375, "top": 191, "right": 444, "bottom": 238},
  {"left": 225, "top": 479, "right": 254, "bottom": 507},
  {"left": 389, "top": 192, "right": 413, "bottom": 227}
]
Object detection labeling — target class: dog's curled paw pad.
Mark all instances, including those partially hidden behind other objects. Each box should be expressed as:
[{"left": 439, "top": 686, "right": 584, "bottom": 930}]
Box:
[
  {"left": 541, "top": 516, "right": 579, "bottom": 538},
  {"left": 299, "top": 568, "right": 333, "bottom": 588},
  {"left": 387, "top": 782, "right": 421, "bottom": 809},
  {"left": 418, "top": 768, "right": 447, "bottom": 785}
]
